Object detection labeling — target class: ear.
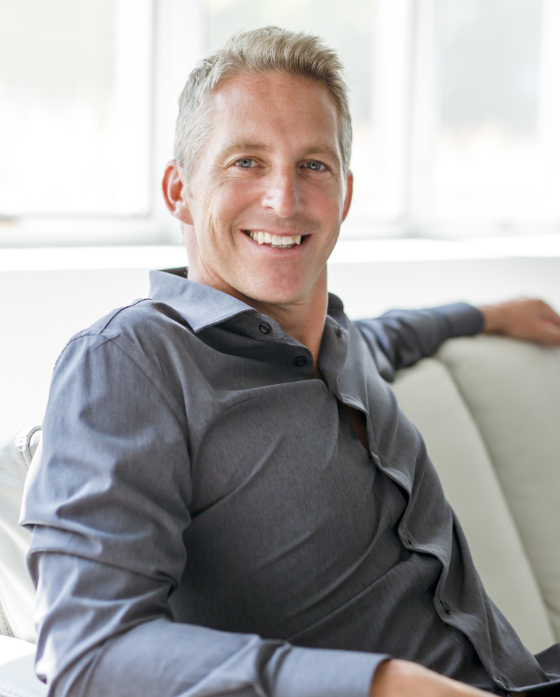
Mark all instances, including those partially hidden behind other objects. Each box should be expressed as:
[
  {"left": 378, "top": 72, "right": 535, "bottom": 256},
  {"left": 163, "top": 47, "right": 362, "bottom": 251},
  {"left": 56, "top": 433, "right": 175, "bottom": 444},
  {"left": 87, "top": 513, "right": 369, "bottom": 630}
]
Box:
[
  {"left": 341, "top": 171, "right": 353, "bottom": 222},
  {"left": 162, "top": 160, "right": 194, "bottom": 225}
]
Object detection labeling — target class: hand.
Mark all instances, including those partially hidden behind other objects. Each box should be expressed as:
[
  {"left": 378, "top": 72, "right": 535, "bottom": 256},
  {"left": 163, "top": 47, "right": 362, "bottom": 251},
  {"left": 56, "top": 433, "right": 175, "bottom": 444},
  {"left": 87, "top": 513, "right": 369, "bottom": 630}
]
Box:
[
  {"left": 479, "top": 298, "right": 560, "bottom": 346},
  {"left": 369, "top": 659, "right": 494, "bottom": 697}
]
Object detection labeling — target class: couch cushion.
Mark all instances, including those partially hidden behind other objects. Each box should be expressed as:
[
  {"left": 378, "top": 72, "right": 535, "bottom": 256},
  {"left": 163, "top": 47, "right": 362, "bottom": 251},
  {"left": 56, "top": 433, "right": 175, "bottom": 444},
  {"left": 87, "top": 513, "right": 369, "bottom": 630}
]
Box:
[
  {"left": 392, "top": 357, "right": 555, "bottom": 653},
  {"left": 438, "top": 335, "right": 560, "bottom": 642},
  {"left": 0, "top": 427, "right": 40, "bottom": 642},
  {"left": 0, "top": 636, "right": 46, "bottom": 697}
]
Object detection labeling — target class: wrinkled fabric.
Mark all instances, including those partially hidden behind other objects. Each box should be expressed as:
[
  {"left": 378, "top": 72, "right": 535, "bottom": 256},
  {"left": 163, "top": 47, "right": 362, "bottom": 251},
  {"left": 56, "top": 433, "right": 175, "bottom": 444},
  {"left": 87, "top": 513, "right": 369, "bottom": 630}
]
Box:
[{"left": 21, "top": 269, "right": 559, "bottom": 697}]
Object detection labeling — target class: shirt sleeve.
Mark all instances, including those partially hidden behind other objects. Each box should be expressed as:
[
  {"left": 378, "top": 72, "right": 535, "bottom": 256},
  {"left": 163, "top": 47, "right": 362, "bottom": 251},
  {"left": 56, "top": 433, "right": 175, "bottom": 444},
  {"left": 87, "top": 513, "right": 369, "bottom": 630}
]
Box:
[
  {"left": 21, "top": 331, "right": 387, "bottom": 697},
  {"left": 355, "top": 303, "right": 484, "bottom": 382}
]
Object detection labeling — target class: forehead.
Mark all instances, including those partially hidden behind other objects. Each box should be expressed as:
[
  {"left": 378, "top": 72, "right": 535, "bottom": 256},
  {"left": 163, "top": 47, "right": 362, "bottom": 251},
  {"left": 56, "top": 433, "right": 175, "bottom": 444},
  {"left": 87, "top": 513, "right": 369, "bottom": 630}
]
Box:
[{"left": 207, "top": 71, "right": 341, "bottom": 153}]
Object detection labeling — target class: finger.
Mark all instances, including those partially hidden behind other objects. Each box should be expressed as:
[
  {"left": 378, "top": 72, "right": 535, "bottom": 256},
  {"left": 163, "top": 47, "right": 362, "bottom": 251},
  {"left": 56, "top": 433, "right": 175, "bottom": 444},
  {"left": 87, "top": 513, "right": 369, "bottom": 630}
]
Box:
[
  {"left": 532, "top": 321, "right": 560, "bottom": 345},
  {"left": 540, "top": 307, "right": 560, "bottom": 329}
]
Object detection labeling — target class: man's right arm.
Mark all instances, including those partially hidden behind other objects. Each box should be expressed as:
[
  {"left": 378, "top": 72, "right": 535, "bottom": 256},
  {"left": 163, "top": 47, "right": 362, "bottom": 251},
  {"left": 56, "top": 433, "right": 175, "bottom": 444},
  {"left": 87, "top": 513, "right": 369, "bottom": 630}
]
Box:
[{"left": 21, "top": 332, "right": 384, "bottom": 697}]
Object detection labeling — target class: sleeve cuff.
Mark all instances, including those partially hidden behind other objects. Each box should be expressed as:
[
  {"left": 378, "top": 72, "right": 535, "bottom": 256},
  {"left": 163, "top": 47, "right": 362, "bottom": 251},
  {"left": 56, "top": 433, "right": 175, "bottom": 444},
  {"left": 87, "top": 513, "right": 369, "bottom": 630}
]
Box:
[
  {"left": 433, "top": 303, "right": 484, "bottom": 339},
  {"left": 273, "top": 645, "right": 390, "bottom": 697}
]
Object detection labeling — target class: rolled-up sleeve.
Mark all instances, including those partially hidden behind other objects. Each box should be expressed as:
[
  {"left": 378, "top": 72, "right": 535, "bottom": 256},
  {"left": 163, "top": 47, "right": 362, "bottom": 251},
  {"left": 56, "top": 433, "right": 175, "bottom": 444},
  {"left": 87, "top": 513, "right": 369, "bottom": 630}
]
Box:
[{"left": 21, "top": 332, "right": 386, "bottom": 697}]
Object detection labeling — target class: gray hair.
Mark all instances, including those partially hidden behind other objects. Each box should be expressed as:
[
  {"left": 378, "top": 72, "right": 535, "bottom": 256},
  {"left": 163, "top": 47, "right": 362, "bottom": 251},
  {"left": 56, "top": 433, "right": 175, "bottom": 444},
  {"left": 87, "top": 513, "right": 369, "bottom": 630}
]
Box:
[{"left": 173, "top": 26, "right": 352, "bottom": 180}]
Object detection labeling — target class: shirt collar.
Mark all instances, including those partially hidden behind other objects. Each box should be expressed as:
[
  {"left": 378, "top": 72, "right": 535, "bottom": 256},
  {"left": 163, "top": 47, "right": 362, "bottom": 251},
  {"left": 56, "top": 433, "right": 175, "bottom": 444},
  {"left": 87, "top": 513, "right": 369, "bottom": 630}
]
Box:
[
  {"left": 150, "top": 268, "right": 255, "bottom": 332},
  {"left": 149, "top": 267, "right": 346, "bottom": 333}
]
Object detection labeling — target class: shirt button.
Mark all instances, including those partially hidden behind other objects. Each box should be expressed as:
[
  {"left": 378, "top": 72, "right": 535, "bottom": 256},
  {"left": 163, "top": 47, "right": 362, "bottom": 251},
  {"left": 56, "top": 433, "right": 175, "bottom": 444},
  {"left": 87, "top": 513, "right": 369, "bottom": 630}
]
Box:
[
  {"left": 259, "top": 322, "right": 271, "bottom": 334},
  {"left": 402, "top": 531, "right": 412, "bottom": 546},
  {"left": 336, "top": 327, "right": 343, "bottom": 337},
  {"left": 440, "top": 599, "right": 451, "bottom": 615},
  {"left": 294, "top": 356, "right": 307, "bottom": 367}
]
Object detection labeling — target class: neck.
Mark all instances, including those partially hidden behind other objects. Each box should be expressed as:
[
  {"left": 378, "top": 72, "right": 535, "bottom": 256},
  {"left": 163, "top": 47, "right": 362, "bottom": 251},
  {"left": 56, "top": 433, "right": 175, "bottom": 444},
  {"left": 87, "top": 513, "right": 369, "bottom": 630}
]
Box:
[
  {"left": 249, "top": 273, "right": 328, "bottom": 373},
  {"left": 187, "top": 262, "right": 328, "bottom": 376},
  {"left": 184, "top": 229, "right": 329, "bottom": 371}
]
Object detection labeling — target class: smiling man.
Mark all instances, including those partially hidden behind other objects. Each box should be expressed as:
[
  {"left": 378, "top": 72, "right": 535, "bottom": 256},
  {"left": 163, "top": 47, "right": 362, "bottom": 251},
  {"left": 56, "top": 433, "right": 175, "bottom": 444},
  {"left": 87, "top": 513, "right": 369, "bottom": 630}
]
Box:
[{"left": 22, "top": 27, "right": 560, "bottom": 697}]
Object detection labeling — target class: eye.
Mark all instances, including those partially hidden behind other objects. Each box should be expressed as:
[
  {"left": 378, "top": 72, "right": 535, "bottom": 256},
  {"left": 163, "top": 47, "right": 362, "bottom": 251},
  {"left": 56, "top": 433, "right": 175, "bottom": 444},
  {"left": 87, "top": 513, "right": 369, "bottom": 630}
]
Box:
[
  {"left": 234, "top": 158, "right": 257, "bottom": 169},
  {"left": 303, "top": 160, "right": 327, "bottom": 172}
]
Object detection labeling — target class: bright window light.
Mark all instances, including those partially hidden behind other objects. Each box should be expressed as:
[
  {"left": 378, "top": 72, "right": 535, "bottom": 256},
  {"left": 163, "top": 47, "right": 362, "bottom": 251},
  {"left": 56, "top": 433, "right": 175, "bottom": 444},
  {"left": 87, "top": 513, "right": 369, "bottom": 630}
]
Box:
[
  {"left": 0, "top": 0, "right": 153, "bottom": 217},
  {"left": 427, "top": 0, "right": 560, "bottom": 228}
]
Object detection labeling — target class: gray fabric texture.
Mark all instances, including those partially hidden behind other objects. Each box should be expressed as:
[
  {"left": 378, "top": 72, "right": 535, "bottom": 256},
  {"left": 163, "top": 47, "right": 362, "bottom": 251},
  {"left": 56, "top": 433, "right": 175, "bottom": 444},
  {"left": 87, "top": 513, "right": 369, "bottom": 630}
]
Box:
[{"left": 20, "top": 269, "right": 559, "bottom": 697}]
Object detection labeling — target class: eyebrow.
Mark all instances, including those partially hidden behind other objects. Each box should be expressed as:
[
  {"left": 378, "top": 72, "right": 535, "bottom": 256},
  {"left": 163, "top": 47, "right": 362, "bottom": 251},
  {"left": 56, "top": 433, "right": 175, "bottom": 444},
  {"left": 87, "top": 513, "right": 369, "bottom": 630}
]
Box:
[{"left": 216, "top": 141, "right": 272, "bottom": 161}]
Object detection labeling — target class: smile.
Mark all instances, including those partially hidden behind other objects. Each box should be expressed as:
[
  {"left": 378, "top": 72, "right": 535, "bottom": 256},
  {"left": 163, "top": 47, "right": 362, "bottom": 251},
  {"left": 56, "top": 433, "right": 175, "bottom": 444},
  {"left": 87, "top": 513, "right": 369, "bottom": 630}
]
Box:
[{"left": 244, "top": 231, "right": 304, "bottom": 249}]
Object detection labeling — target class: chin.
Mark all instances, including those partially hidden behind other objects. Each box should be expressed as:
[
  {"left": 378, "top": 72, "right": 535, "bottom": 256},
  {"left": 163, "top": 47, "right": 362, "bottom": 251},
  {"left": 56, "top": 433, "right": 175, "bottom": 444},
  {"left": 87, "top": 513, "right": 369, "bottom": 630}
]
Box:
[{"left": 238, "top": 277, "right": 310, "bottom": 307}]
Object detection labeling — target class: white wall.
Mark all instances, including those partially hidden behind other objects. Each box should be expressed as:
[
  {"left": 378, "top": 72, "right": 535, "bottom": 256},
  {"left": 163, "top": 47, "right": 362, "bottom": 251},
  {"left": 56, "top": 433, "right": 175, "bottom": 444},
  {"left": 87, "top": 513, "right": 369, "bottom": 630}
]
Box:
[
  {"left": 2, "top": 242, "right": 560, "bottom": 441},
  {"left": 328, "top": 257, "right": 560, "bottom": 318}
]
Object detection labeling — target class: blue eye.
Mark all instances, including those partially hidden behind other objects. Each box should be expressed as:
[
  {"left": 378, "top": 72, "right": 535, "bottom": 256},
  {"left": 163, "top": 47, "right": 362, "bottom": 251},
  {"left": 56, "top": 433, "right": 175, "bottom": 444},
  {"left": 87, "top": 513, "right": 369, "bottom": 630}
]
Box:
[
  {"left": 305, "top": 161, "right": 325, "bottom": 171},
  {"left": 235, "top": 158, "right": 255, "bottom": 168}
]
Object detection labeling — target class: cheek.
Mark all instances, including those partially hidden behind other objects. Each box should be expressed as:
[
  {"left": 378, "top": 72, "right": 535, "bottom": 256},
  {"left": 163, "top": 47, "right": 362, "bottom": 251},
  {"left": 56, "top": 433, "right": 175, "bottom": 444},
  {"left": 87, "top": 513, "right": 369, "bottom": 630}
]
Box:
[
  {"left": 307, "top": 182, "right": 345, "bottom": 220},
  {"left": 201, "top": 181, "right": 256, "bottom": 232}
]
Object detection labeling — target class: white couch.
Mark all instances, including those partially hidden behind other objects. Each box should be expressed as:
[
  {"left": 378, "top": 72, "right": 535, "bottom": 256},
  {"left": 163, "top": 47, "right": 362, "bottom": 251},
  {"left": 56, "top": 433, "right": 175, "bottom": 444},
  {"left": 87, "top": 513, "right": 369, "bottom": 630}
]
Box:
[{"left": 1, "top": 335, "right": 559, "bottom": 696}]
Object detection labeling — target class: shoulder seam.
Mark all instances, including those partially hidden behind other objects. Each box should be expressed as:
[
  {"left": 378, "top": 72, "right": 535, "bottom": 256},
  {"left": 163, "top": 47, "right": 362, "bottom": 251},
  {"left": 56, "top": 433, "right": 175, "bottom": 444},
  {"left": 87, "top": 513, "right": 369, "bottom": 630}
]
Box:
[
  {"left": 57, "top": 299, "right": 151, "bottom": 355},
  {"left": 98, "top": 298, "right": 149, "bottom": 333}
]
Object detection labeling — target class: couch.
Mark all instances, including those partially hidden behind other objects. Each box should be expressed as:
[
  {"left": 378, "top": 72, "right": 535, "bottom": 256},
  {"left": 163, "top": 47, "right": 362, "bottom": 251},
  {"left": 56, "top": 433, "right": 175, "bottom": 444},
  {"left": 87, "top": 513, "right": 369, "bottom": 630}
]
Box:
[{"left": 1, "top": 335, "right": 559, "bottom": 696}]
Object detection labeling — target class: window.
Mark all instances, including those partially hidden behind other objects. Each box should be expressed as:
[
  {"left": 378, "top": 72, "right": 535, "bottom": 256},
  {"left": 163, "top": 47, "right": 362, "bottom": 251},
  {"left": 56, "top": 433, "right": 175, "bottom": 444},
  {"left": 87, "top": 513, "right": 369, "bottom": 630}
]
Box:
[
  {"left": 0, "top": 0, "right": 152, "bottom": 217},
  {"left": 415, "top": 0, "right": 560, "bottom": 235},
  {"left": 1, "top": 0, "right": 559, "bottom": 245}
]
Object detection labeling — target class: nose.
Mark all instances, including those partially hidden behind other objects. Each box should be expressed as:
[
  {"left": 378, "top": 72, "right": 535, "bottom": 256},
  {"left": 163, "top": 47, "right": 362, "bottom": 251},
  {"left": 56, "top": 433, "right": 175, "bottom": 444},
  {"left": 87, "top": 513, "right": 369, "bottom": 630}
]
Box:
[{"left": 260, "top": 167, "right": 305, "bottom": 218}]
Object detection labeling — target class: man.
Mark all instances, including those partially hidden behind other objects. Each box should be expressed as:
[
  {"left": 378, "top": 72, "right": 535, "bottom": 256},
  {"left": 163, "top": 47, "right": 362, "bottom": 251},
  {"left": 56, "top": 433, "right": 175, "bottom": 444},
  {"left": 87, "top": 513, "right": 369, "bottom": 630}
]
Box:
[{"left": 22, "top": 27, "right": 560, "bottom": 697}]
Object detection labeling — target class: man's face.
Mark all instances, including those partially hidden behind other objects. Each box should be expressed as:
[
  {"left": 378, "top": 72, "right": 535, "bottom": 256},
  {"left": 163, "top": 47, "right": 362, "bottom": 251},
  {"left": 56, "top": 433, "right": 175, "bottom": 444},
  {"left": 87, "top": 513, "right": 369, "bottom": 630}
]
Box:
[{"left": 177, "top": 71, "right": 352, "bottom": 306}]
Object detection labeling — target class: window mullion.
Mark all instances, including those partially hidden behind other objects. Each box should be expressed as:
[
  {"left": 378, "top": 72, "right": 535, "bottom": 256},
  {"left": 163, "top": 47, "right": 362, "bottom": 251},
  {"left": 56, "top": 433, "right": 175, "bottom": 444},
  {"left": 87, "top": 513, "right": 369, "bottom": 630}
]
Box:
[{"left": 407, "top": 0, "right": 438, "bottom": 237}]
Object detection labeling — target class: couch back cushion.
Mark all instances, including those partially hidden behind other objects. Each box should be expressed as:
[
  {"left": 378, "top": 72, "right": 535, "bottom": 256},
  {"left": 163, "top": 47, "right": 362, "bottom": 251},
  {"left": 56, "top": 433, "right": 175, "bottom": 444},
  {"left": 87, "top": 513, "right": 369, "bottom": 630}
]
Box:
[
  {"left": 438, "top": 335, "right": 560, "bottom": 642},
  {"left": 392, "top": 356, "right": 555, "bottom": 653},
  {"left": 0, "top": 426, "right": 40, "bottom": 642}
]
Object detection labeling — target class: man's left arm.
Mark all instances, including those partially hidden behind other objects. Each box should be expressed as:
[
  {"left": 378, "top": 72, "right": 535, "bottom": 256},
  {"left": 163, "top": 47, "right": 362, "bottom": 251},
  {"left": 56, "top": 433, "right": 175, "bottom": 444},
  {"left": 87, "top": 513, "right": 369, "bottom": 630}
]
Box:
[{"left": 356, "top": 298, "right": 560, "bottom": 381}]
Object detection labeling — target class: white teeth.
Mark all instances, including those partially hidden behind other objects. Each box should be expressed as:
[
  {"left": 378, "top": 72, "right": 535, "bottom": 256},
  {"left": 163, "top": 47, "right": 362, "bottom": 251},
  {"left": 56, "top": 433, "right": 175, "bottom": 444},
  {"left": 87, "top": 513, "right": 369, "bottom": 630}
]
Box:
[{"left": 247, "top": 231, "right": 304, "bottom": 247}]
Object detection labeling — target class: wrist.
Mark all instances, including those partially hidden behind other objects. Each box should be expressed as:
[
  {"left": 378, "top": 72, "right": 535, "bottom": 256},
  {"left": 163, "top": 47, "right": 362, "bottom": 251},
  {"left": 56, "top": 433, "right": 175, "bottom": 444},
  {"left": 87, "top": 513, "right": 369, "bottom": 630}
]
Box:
[
  {"left": 369, "top": 659, "right": 408, "bottom": 697},
  {"left": 478, "top": 304, "right": 504, "bottom": 334}
]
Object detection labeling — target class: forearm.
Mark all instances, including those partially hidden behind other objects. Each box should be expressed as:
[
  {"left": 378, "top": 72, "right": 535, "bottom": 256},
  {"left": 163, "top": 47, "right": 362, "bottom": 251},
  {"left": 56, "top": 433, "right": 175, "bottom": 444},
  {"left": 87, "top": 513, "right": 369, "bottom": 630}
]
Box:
[
  {"left": 35, "top": 553, "right": 385, "bottom": 697},
  {"left": 356, "top": 303, "right": 484, "bottom": 380},
  {"left": 82, "top": 623, "right": 383, "bottom": 697}
]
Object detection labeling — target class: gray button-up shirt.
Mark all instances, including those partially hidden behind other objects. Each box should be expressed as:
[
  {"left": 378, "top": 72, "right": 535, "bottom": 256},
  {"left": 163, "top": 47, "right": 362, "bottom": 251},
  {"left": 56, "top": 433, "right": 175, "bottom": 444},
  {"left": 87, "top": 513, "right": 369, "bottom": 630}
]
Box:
[{"left": 21, "top": 269, "right": 559, "bottom": 697}]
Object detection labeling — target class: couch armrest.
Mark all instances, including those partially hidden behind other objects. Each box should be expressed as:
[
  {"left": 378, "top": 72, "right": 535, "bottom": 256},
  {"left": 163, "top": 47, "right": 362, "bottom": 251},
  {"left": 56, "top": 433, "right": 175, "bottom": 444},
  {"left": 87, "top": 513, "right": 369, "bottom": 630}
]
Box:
[{"left": 0, "top": 636, "right": 47, "bottom": 697}]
